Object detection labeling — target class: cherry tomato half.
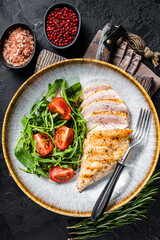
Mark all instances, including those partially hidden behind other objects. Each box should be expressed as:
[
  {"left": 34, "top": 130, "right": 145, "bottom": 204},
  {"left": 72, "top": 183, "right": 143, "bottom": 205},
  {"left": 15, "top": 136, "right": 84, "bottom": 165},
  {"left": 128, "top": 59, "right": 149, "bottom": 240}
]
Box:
[
  {"left": 49, "top": 166, "right": 75, "bottom": 183},
  {"left": 54, "top": 126, "right": 74, "bottom": 150},
  {"left": 33, "top": 133, "right": 53, "bottom": 156},
  {"left": 48, "top": 97, "right": 72, "bottom": 120}
]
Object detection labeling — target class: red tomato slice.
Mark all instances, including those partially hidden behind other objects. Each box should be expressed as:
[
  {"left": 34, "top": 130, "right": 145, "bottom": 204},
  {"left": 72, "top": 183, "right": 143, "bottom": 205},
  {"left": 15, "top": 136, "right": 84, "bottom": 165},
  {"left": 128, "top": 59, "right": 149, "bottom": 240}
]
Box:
[
  {"left": 54, "top": 126, "right": 74, "bottom": 150},
  {"left": 33, "top": 133, "right": 53, "bottom": 156},
  {"left": 49, "top": 166, "right": 75, "bottom": 183},
  {"left": 48, "top": 97, "right": 72, "bottom": 120}
]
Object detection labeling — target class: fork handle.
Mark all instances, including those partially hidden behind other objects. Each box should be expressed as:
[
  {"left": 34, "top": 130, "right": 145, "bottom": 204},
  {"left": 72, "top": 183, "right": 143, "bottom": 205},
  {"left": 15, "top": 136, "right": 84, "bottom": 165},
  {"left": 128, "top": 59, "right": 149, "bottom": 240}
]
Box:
[{"left": 91, "top": 162, "right": 125, "bottom": 222}]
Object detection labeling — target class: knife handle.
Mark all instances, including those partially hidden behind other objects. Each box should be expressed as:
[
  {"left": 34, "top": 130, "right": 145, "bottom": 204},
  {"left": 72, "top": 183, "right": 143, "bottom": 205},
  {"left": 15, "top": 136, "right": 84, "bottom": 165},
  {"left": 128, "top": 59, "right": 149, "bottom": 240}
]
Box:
[{"left": 91, "top": 162, "right": 125, "bottom": 222}]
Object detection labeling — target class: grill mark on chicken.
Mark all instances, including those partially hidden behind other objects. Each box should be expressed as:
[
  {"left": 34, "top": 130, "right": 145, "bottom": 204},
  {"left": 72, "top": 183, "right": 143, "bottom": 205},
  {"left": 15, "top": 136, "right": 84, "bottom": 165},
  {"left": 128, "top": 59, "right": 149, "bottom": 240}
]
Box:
[
  {"left": 82, "top": 140, "right": 130, "bottom": 163},
  {"left": 80, "top": 174, "right": 93, "bottom": 179},
  {"left": 87, "top": 129, "right": 132, "bottom": 144}
]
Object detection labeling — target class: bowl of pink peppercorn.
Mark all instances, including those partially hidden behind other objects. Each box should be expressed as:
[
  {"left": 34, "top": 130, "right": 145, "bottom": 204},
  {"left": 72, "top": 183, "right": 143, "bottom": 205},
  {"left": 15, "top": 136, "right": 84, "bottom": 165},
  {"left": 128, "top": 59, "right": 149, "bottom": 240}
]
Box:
[{"left": 44, "top": 3, "right": 81, "bottom": 49}]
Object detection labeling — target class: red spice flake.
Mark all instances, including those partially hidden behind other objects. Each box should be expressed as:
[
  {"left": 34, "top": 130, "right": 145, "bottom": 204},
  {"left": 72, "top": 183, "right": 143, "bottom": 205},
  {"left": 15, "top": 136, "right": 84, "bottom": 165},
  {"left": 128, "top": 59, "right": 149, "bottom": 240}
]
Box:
[
  {"left": 46, "top": 7, "right": 79, "bottom": 46},
  {"left": 2, "top": 27, "right": 34, "bottom": 67}
]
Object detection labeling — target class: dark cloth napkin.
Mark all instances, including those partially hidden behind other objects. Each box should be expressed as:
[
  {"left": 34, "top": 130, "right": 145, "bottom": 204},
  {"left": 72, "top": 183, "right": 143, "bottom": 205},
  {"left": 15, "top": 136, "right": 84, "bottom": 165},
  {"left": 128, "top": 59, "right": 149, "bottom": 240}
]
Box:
[{"left": 35, "top": 28, "right": 160, "bottom": 97}]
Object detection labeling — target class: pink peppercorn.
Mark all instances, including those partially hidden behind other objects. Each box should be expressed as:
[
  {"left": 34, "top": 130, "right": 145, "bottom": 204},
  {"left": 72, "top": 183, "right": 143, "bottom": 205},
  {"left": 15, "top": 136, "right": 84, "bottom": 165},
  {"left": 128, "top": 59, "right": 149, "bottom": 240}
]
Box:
[{"left": 46, "top": 7, "right": 79, "bottom": 46}]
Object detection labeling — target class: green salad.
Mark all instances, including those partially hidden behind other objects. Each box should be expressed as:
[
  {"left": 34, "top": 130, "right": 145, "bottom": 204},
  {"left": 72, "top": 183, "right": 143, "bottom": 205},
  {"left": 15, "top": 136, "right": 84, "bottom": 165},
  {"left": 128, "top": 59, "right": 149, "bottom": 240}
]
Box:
[{"left": 14, "top": 79, "right": 87, "bottom": 182}]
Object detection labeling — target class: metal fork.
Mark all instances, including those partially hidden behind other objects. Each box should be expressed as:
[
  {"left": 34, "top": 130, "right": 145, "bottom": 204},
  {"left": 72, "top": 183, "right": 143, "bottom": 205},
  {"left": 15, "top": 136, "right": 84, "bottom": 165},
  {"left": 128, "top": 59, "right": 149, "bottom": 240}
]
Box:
[{"left": 91, "top": 108, "right": 152, "bottom": 222}]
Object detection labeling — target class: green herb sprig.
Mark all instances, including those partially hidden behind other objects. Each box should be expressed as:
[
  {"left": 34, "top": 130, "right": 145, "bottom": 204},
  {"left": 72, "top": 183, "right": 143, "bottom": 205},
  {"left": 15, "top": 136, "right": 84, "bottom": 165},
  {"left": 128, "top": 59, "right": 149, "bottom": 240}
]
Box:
[{"left": 67, "top": 169, "right": 160, "bottom": 240}]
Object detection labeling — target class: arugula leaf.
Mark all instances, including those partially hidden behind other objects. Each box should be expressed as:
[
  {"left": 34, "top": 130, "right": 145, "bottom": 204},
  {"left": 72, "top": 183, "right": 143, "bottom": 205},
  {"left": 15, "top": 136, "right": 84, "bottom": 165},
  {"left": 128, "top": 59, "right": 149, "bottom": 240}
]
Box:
[
  {"left": 15, "top": 138, "right": 25, "bottom": 153},
  {"left": 15, "top": 148, "right": 35, "bottom": 170},
  {"left": 18, "top": 167, "right": 32, "bottom": 173},
  {"left": 21, "top": 115, "right": 28, "bottom": 127},
  {"left": 66, "top": 82, "right": 82, "bottom": 103},
  {"left": 45, "top": 79, "right": 63, "bottom": 99},
  {"left": 61, "top": 164, "right": 69, "bottom": 168},
  {"left": 30, "top": 100, "right": 42, "bottom": 115},
  {"left": 36, "top": 167, "right": 50, "bottom": 178},
  {"left": 66, "top": 138, "right": 78, "bottom": 159},
  {"left": 35, "top": 157, "right": 57, "bottom": 163},
  {"left": 15, "top": 149, "right": 49, "bottom": 178},
  {"left": 62, "top": 80, "right": 77, "bottom": 115},
  {"left": 21, "top": 115, "right": 32, "bottom": 137},
  {"left": 62, "top": 80, "right": 70, "bottom": 106}
]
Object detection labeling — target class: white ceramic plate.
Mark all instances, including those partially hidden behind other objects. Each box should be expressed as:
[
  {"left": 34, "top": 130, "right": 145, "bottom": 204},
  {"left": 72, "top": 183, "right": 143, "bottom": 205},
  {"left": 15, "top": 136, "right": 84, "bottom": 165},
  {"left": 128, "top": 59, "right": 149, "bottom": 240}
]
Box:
[{"left": 2, "top": 59, "right": 160, "bottom": 217}]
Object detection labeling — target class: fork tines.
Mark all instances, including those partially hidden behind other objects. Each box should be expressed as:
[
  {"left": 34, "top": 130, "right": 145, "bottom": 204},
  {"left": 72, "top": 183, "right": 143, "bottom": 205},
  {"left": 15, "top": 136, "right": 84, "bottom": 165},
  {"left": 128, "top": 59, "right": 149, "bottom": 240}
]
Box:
[{"left": 133, "top": 108, "right": 151, "bottom": 141}]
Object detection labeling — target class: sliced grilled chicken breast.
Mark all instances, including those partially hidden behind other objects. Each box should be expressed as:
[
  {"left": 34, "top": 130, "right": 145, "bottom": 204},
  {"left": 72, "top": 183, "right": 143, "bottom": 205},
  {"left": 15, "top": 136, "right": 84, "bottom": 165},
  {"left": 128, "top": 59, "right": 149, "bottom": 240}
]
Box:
[
  {"left": 77, "top": 129, "right": 133, "bottom": 192},
  {"left": 80, "top": 84, "right": 111, "bottom": 100},
  {"left": 85, "top": 111, "right": 129, "bottom": 131},
  {"left": 81, "top": 89, "right": 122, "bottom": 110},
  {"left": 77, "top": 84, "right": 131, "bottom": 192},
  {"left": 81, "top": 100, "right": 129, "bottom": 117}
]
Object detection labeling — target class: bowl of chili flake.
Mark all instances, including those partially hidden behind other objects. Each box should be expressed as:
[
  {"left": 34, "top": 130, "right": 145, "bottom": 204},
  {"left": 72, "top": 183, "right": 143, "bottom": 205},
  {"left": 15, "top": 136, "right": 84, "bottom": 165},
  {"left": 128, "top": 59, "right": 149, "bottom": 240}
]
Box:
[
  {"left": 0, "top": 23, "right": 36, "bottom": 69},
  {"left": 44, "top": 3, "right": 81, "bottom": 49}
]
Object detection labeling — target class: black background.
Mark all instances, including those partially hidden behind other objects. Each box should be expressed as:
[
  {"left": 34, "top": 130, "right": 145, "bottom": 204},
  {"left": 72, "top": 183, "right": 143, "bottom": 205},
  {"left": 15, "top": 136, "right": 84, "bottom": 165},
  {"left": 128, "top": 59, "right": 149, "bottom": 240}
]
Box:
[{"left": 0, "top": 0, "right": 160, "bottom": 239}]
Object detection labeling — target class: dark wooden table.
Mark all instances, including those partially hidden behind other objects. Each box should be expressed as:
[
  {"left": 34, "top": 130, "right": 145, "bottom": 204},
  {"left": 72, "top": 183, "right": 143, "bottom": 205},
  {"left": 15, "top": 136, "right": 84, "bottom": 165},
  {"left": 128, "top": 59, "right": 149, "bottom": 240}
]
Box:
[{"left": 0, "top": 1, "right": 160, "bottom": 239}]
